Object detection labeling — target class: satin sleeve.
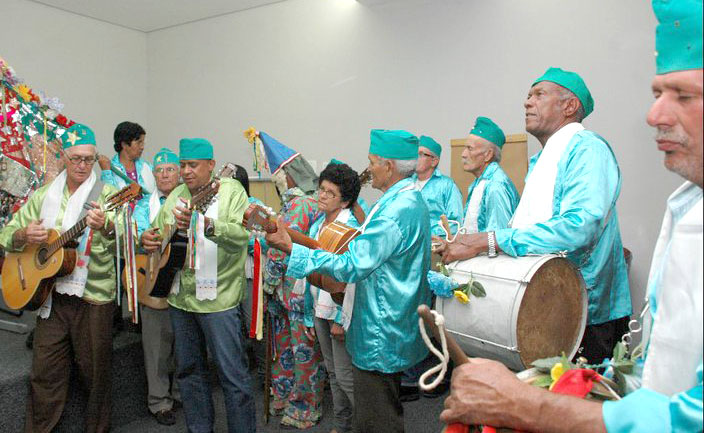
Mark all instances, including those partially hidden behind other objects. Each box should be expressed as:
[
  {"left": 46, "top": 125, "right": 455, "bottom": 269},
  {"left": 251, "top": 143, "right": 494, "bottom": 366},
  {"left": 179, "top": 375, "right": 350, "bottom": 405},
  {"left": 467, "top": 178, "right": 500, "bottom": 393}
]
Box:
[
  {"left": 286, "top": 215, "right": 402, "bottom": 283},
  {"left": 495, "top": 140, "right": 619, "bottom": 256},
  {"left": 602, "top": 363, "right": 703, "bottom": 433},
  {"left": 444, "top": 182, "right": 465, "bottom": 234},
  {"left": 482, "top": 179, "right": 519, "bottom": 232}
]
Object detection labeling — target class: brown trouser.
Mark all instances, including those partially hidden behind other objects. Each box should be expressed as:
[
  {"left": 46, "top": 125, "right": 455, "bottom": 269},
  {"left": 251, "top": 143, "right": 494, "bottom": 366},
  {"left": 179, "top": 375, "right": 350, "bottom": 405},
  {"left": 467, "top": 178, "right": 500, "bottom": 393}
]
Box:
[
  {"left": 352, "top": 366, "right": 404, "bottom": 433},
  {"left": 26, "top": 293, "right": 115, "bottom": 433}
]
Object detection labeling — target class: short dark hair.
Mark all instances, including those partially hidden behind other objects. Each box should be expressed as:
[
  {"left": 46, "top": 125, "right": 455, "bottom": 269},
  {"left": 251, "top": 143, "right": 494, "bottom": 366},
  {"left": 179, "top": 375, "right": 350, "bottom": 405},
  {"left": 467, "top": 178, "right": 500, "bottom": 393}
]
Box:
[
  {"left": 113, "top": 121, "right": 146, "bottom": 153},
  {"left": 233, "top": 164, "right": 250, "bottom": 196},
  {"left": 319, "top": 162, "right": 361, "bottom": 208}
]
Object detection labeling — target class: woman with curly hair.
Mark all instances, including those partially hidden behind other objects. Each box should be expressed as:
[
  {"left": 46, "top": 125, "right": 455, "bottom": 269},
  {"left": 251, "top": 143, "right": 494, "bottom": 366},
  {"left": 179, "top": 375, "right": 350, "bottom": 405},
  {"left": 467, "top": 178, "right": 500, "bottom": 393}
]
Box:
[{"left": 303, "top": 160, "right": 369, "bottom": 433}]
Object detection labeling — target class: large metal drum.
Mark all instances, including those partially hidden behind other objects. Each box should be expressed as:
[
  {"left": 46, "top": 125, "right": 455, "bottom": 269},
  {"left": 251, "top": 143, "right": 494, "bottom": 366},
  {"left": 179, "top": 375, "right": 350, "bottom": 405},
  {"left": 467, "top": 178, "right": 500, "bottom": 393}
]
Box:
[{"left": 436, "top": 254, "right": 587, "bottom": 371}]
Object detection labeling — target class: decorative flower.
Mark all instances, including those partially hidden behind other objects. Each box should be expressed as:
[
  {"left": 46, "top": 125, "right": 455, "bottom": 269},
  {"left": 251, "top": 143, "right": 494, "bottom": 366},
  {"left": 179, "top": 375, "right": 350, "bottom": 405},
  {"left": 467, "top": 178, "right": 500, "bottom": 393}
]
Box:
[
  {"left": 453, "top": 290, "right": 470, "bottom": 304},
  {"left": 279, "top": 347, "right": 295, "bottom": 371},
  {"left": 243, "top": 127, "right": 258, "bottom": 143},
  {"left": 294, "top": 344, "right": 314, "bottom": 364},
  {"left": 272, "top": 376, "right": 295, "bottom": 397},
  {"left": 549, "top": 362, "right": 566, "bottom": 390},
  {"left": 17, "top": 84, "right": 33, "bottom": 102}
]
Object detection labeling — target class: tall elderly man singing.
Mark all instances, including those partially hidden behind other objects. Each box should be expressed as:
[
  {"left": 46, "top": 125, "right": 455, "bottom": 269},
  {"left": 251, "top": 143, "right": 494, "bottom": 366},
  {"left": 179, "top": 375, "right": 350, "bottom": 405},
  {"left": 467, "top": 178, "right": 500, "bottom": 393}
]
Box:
[
  {"left": 439, "top": 67, "right": 632, "bottom": 364},
  {"left": 440, "top": 0, "right": 702, "bottom": 431},
  {"left": 266, "top": 129, "right": 432, "bottom": 433}
]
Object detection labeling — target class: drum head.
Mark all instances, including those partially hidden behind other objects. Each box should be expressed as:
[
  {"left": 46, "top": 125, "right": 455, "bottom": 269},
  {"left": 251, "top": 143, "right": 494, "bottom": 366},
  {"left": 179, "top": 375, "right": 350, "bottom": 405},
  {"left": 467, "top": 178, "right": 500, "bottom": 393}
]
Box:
[{"left": 516, "top": 257, "right": 586, "bottom": 367}]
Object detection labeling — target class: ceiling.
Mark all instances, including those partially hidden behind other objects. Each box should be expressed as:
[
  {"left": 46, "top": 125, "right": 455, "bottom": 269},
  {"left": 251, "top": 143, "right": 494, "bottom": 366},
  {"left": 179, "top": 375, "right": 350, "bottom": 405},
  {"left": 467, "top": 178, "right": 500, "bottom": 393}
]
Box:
[{"left": 29, "top": 0, "right": 289, "bottom": 32}]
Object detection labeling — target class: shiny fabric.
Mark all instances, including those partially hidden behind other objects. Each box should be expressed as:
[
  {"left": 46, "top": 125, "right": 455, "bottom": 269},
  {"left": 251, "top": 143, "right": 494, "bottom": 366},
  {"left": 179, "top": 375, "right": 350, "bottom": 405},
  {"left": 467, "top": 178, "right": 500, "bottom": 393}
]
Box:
[
  {"left": 100, "top": 153, "right": 155, "bottom": 195},
  {"left": 465, "top": 162, "right": 519, "bottom": 232},
  {"left": 150, "top": 178, "right": 250, "bottom": 313},
  {"left": 602, "top": 182, "right": 703, "bottom": 433},
  {"left": 495, "top": 131, "right": 631, "bottom": 325},
  {"left": 412, "top": 169, "right": 464, "bottom": 236},
  {"left": 303, "top": 204, "right": 368, "bottom": 327},
  {"left": 287, "top": 177, "right": 432, "bottom": 373},
  {"left": 0, "top": 182, "right": 118, "bottom": 303}
]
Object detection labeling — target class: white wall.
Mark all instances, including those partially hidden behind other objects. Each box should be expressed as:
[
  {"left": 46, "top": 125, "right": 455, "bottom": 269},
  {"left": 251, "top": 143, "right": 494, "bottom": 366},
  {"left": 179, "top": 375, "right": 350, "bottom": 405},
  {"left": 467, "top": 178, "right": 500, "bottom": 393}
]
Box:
[
  {"left": 0, "top": 0, "right": 147, "bottom": 156},
  {"left": 147, "top": 0, "right": 678, "bottom": 314}
]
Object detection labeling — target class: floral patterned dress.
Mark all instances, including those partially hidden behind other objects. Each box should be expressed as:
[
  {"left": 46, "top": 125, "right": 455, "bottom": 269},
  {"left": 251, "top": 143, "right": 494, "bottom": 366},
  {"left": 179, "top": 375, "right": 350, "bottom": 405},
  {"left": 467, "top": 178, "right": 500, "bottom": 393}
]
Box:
[{"left": 264, "top": 187, "right": 325, "bottom": 429}]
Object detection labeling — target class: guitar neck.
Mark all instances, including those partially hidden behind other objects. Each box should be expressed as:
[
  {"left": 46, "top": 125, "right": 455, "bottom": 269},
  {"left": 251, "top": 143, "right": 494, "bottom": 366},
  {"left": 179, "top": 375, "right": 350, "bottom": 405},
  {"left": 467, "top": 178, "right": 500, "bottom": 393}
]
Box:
[
  {"left": 46, "top": 217, "right": 88, "bottom": 256},
  {"left": 286, "top": 228, "right": 321, "bottom": 250}
]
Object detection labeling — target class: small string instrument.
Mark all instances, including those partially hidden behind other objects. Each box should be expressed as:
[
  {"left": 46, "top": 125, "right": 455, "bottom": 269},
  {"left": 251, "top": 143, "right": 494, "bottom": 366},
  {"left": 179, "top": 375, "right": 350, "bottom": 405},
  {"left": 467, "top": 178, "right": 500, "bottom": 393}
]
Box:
[
  {"left": 1, "top": 183, "right": 142, "bottom": 310},
  {"left": 133, "top": 163, "right": 237, "bottom": 302}
]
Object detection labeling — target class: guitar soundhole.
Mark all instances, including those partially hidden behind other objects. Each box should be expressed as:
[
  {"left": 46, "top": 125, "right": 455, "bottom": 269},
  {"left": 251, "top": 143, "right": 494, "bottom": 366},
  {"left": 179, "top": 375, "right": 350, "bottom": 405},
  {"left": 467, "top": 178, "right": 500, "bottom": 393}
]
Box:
[{"left": 37, "top": 247, "right": 49, "bottom": 265}]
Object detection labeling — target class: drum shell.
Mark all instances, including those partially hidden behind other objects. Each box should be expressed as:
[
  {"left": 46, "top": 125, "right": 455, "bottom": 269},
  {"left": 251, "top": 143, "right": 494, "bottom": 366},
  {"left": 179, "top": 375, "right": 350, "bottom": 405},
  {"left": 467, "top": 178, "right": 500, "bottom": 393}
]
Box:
[{"left": 437, "top": 254, "right": 587, "bottom": 371}]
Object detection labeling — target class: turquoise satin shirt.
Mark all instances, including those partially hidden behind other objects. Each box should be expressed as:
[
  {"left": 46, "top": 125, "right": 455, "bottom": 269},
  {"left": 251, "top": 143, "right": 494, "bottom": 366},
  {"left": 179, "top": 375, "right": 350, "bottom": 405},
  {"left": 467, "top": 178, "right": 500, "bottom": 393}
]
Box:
[
  {"left": 287, "top": 178, "right": 432, "bottom": 373},
  {"left": 465, "top": 162, "right": 519, "bottom": 232},
  {"left": 602, "top": 184, "right": 703, "bottom": 433},
  {"left": 495, "top": 131, "right": 631, "bottom": 326},
  {"left": 303, "top": 201, "right": 368, "bottom": 328},
  {"left": 412, "top": 169, "right": 464, "bottom": 236}
]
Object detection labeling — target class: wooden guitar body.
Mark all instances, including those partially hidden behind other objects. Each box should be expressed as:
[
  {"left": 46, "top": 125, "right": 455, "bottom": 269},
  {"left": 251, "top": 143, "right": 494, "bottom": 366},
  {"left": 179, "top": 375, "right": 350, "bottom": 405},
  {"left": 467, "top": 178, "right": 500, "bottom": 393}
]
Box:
[
  {"left": 1, "top": 228, "right": 76, "bottom": 311},
  {"left": 122, "top": 254, "right": 168, "bottom": 310},
  {"left": 307, "top": 221, "right": 360, "bottom": 305}
]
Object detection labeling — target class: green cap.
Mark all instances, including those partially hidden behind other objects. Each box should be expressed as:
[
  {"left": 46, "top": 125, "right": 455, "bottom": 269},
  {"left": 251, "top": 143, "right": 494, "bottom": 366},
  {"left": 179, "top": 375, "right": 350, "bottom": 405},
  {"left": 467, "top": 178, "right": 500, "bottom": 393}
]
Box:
[
  {"left": 533, "top": 67, "right": 594, "bottom": 118},
  {"left": 469, "top": 117, "right": 506, "bottom": 148},
  {"left": 329, "top": 158, "right": 345, "bottom": 165},
  {"left": 369, "top": 129, "right": 419, "bottom": 160},
  {"left": 153, "top": 147, "right": 179, "bottom": 167},
  {"left": 653, "top": 0, "right": 703, "bottom": 74},
  {"left": 179, "top": 138, "right": 213, "bottom": 160},
  {"left": 63, "top": 123, "right": 96, "bottom": 148},
  {"left": 419, "top": 136, "right": 442, "bottom": 157}
]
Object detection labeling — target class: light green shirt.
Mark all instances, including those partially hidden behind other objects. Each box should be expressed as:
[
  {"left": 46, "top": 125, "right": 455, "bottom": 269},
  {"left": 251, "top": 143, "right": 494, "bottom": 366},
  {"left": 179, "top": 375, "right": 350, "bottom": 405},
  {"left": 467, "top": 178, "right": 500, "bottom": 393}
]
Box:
[
  {"left": 152, "top": 178, "right": 250, "bottom": 313},
  {"left": 0, "top": 182, "right": 119, "bottom": 304}
]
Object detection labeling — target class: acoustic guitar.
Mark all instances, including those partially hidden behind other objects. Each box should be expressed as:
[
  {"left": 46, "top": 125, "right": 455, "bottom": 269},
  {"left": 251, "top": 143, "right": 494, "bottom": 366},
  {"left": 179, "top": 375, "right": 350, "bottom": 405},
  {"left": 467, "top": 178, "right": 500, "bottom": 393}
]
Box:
[
  {"left": 1, "top": 183, "right": 142, "bottom": 311},
  {"left": 132, "top": 163, "right": 237, "bottom": 303},
  {"left": 243, "top": 204, "right": 361, "bottom": 304}
]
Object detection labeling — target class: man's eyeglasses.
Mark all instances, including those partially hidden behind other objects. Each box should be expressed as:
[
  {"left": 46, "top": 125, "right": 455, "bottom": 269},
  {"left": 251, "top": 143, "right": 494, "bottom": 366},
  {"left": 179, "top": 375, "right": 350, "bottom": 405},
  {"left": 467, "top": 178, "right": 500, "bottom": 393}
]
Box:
[
  {"left": 418, "top": 151, "right": 438, "bottom": 159},
  {"left": 67, "top": 155, "right": 97, "bottom": 166},
  {"left": 155, "top": 167, "right": 178, "bottom": 174},
  {"left": 318, "top": 187, "right": 339, "bottom": 199}
]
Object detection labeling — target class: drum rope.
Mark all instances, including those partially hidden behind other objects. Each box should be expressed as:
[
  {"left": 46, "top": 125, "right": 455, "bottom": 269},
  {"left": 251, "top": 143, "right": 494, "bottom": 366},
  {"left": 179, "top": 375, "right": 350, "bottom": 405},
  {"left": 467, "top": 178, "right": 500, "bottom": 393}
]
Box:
[
  {"left": 439, "top": 219, "right": 466, "bottom": 243},
  {"left": 418, "top": 309, "right": 450, "bottom": 391}
]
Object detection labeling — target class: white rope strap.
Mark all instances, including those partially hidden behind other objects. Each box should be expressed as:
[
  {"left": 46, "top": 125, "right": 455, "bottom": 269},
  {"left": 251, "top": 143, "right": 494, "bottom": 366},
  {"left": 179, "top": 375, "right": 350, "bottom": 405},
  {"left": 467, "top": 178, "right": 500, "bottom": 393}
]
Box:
[
  {"left": 418, "top": 310, "right": 450, "bottom": 391},
  {"left": 438, "top": 218, "right": 466, "bottom": 244}
]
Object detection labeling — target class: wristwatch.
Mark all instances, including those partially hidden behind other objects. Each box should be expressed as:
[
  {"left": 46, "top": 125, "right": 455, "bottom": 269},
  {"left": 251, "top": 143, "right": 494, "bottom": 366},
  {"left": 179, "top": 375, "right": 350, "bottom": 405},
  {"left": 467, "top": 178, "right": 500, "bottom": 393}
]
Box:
[
  {"left": 205, "top": 217, "right": 215, "bottom": 237},
  {"left": 487, "top": 231, "right": 498, "bottom": 258}
]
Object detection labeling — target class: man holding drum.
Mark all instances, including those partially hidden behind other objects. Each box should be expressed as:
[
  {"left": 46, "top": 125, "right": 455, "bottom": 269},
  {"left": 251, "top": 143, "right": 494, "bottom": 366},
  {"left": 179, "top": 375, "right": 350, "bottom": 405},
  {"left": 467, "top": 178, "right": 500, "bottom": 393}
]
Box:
[
  {"left": 266, "top": 129, "right": 432, "bottom": 433},
  {"left": 440, "top": 0, "right": 702, "bottom": 431},
  {"left": 438, "top": 67, "right": 632, "bottom": 365}
]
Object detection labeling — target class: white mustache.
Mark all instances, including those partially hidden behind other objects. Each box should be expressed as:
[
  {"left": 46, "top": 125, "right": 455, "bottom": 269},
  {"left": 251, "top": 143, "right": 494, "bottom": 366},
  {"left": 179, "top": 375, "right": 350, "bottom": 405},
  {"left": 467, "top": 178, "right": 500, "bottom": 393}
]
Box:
[{"left": 655, "top": 129, "right": 688, "bottom": 145}]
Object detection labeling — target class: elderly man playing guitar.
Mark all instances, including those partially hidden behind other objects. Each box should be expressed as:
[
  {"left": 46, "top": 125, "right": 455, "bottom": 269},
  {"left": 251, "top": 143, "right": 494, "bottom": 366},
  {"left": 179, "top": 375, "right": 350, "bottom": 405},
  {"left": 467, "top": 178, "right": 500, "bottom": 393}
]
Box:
[
  {"left": 140, "top": 138, "right": 254, "bottom": 433},
  {"left": 0, "top": 124, "right": 121, "bottom": 433}
]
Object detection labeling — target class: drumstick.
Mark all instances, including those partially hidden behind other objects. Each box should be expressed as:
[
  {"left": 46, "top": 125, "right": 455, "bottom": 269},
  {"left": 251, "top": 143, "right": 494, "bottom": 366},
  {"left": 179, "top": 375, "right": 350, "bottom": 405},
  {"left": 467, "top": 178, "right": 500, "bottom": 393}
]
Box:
[
  {"left": 417, "top": 304, "right": 468, "bottom": 365},
  {"left": 440, "top": 215, "right": 452, "bottom": 239}
]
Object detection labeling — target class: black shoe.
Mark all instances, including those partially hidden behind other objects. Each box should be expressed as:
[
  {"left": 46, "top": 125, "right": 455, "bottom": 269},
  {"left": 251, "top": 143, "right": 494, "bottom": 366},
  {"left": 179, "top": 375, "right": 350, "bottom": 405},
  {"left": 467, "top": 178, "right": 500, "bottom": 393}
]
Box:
[
  {"left": 399, "top": 385, "right": 420, "bottom": 402},
  {"left": 153, "top": 409, "right": 176, "bottom": 426},
  {"left": 422, "top": 381, "right": 449, "bottom": 398}
]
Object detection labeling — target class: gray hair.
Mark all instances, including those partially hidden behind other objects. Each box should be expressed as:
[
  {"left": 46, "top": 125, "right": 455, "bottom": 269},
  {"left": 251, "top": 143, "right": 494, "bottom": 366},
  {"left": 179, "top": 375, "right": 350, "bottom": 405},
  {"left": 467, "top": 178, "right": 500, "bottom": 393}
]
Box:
[
  {"left": 488, "top": 143, "right": 502, "bottom": 163},
  {"left": 378, "top": 156, "right": 418, "bottom": 178},
  {"left": 557, "top": 87, "right": 586, "bottom": 122}
]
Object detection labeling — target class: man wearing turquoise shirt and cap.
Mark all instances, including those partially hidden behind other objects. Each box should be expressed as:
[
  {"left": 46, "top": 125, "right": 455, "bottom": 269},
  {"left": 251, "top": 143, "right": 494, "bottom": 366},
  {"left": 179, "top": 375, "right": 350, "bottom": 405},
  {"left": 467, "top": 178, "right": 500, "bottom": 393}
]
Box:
[
  {"left": 0, "top": 123, "right": 119, "bottom": 433},
  {"left": 132, "top": 147, "right": 182, "bottom": 425},
  {"left": 266, "top": 129, "right": 432, "bottom": 433},
  {"left": 462, "top": 116, "right": 519, "bottom": 233},
  {"left": 439, "top": 66, "right": 632, "bottom": 365},
  {"left": 439, "top": 1, "right": 702, "bottom": 432},
  {"left": 141, "top": 138, "right": 255, "bottom": 432},
  {"left": 412, "top": 135, "right": 464, "bottom": 237}
]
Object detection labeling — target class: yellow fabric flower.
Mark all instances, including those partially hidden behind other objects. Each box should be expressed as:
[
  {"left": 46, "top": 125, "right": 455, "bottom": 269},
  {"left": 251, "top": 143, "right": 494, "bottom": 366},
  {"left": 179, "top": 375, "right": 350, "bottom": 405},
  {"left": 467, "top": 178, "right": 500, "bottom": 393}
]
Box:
[
  {"left": 454, "top": 290, "right": 470, "bottom": 304},
  {"left": 243, "top": 127, "right": 258, "bottom": 144},
  {"left": 549, "top": 362, "right": 565, "bottom": 390},
  {"left": 17, "top": 84, "right": 32, "bottom": 102}
]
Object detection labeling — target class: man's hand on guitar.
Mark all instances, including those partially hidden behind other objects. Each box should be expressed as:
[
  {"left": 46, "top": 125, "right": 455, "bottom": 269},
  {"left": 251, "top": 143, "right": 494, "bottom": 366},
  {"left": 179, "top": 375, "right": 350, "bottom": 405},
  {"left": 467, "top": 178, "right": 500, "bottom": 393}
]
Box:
[
  {"left": 23, "top": 220, "right": 48, "bottom": 245},
  {"left": 265, "top": 216, "right": 293, "bottom": 255},
  {"left": 86, "top": 201, "right": 106, "bottom": 230},
  {"left": 173, "top": 198, "right": 193, "bottom": 231},
  {"left": 141, "top": 228, "right": 162, "bottom": 252}
]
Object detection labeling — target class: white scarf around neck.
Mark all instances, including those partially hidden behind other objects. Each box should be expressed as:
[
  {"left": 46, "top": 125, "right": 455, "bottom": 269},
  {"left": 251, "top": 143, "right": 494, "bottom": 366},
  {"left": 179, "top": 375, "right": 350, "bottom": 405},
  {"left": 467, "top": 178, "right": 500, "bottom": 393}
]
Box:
[
  {"left": 510, "top": 123, "right": 584, "bottom": 228},
  {"left": 312, "top": 208, "right": 352, "bottom": 321}
]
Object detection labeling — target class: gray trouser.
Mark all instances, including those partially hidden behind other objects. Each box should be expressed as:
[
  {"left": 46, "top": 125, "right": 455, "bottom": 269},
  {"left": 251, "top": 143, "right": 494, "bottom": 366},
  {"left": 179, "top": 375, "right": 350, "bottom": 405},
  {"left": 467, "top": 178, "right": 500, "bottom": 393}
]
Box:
[
  {"left": 141, "top": 304, "right": 179, "bottom": 413},
  {"left": 315, "top": 317, "right": 354, "bottom": 433}
]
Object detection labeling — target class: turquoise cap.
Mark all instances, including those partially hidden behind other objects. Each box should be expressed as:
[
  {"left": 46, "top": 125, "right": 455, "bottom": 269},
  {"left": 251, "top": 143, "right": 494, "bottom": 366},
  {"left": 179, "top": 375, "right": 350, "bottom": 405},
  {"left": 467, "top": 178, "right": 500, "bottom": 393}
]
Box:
[
  {"left": 63, "top": 123, "right": 96, "bottom": 148},
  {"left": 368, "top": 129, "right": 419, "bottom": 160},
  {"left": 533, "top": 67, "right": 594, "bottom": 118},
  {"left": 469, "top": 117, "right": 506, "bottom": 148},
  {"left": 153, "top": 147, "right": 179, "bottom": 167},
  {"left": 179, "top": 138, "right": 213, "bottom": 160},
  {"left": 419, "top": 136, "right": 442, "bottom": 157},
  {"left": 653, "top": 0, "right": 703, "bottom": 74}
]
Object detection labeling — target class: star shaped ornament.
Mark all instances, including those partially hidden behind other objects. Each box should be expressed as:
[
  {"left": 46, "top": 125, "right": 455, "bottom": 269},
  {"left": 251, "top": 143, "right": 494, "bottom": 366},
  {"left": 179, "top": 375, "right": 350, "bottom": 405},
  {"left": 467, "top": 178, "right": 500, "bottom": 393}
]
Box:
[{"left": 67, "top": 130, "right": 79, "bottom": 146}]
